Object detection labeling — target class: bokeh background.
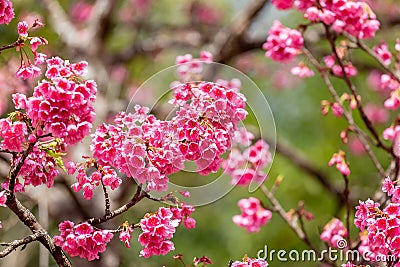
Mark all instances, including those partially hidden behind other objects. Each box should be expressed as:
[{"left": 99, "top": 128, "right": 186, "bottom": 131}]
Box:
[{"left": 1, "top": 0, "right": 400, "bottom": 266}]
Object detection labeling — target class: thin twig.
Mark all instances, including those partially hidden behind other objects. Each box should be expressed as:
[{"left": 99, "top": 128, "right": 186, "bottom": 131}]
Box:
[
  {"left": 323, "top": 25, "right": 391, "bottom": 154},
  {"left": 0, "top": 39, "right": 25, "bottom": 53},
  {"left": 342, "top": 174, "right": 350, "bottom": 243},
  {"left": 87, "top": 185, "right": 147, "bottom": 225},
  {"left": 303, "top": 47, "right": 386, "bottom": 178}
]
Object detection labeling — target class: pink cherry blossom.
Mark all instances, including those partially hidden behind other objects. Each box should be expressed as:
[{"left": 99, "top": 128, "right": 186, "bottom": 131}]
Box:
[
  {"left": 16, "top": 63, "right": 42, "bottom": 80},
  {"left": 373, "top": 41, "right": 392, "bottom": 66},
  {"left": 0, "top": 191, "right": 7, "bottom": 207},
  {"left": 291, "top": 64, "right": 314, "bottom": 78},
  {"left": 320, "top": 218, "right": 348, "bottom": 248},
  {"left": 231, "top": 257, "right": 268, "bottom": 267},
  {"left": 30, "top": 37, "right": 48, "bottom": 51},
  {"left": 328, "top": 150, "right": 350, "bottom": 176},
  {"left": 364, "top": 103, "right": 388, "bottom": 124},
  {"left": 54, "top": 221, "right": 113, "bottom": 261},
  {"left": 224, "top": 138, "right": 271, "bottom": 186},
  {"left": 262, "top": 20, "right": 304, "bottom": 63},
  {"left": 8, "top": 145, "right": 60, "bottom": 191},
  {"left": 0, "top": 118, "right": 27, "bottom": 152},
  {"left": 69, "top": 158, "right": 121, "bottom": 200},
  {"left": 138, "top": 206, "right": 196, "bottom": 258},
  {"left": 380, "top": 74, "right": 399, "bottom": 91},
  {"left": 272, "top": 0, "right": 293, "bottom": 10},
  {"left": 331, "top": 102, "right": 344, "bottom": 117},
  {"left": 19, "top": 57, "right": 96, "bottom": 145},
  {"left": 396, "top": 38, "right": 400, "bottom": 52},
  {"left": 119, "top": 223, "right": 134, "bottom": 248},
  {"left": 17, "top": 21, "right": 29, "bottom": 37},
  {"left": 0, "top": 0, "right": 14, "bottom": 25},
  {"left": 354, "top": 181, "right": 400, "bottom": 260},
  {"left": 233, "top": 197, "right": 272, "bottom": 233}
]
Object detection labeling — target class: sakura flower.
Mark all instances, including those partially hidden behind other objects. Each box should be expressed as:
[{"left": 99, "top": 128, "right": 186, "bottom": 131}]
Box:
[
  {"left": 373, "top": 41, "right": 392, "bottom": 66},
  {"left": 272, "top": 0, "right": 293, "bottom": 10},
  {"left": 17, "top": 21, "right": 29, "bottom": 37},
  {"left": 54, "top": 221, "right": 113, "bottom": 261},
  {"left": 263, "top": 20, "right": 304, "bottom": 63},
  {"left": 320, "top": 218, "right": 348, "bottom": 248},
  {"left": 0, "top": 0, "right": 14, "bottom": 25},
  {"left": 291, "top": 64, "right": 314, "bottom": 78},
  {"left": 233, "top": 197, "right": 272, "bottom": 233}
]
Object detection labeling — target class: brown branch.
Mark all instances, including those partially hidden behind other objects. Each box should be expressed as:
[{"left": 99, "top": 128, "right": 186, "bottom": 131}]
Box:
[
  {"left": 100, "top": 179, "right": 111, "bottom": 216},
  {"left": 208, "top": 0, "right": 270, "bottom": 63},
  {"left": 0, "top": 233, "right": 43, "bottom": 257},
  {"left": 0, "top": 39, "right": 25, "bottom": 53},
  {"left": 5, "top": 193, "right": 71, "bottom": 266},
  {"left": 86, "top": 185, "right": 146, "bottom": 225},
  {"left": 8, "top": 142, "right": 35, "bottom": 196}
]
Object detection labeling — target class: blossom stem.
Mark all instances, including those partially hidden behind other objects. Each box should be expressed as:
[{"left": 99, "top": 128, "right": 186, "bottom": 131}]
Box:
[
  {"left": 303, "top": 47, "right": 386, "bottom": 178},
  {"left": 323, "top": 24, "right": 391, "bottom": 154}
]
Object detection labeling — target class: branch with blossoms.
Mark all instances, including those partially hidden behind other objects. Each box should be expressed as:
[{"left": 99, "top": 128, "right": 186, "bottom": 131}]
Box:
[{"left": 223, "top": 0, "right": 400, "bottom": 267}]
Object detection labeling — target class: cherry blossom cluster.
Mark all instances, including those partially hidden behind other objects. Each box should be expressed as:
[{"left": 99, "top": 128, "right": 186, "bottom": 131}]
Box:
[
  {"left": 323, "top": 54, "right": 358, "bottom": 78},
  {"left": 67, "top": 158, "right": 122, "bottom": 200},
  {"left": 272, "top": 0, "right": 379, "bottom": 39},
  {"left": 262, "top": 20, "right": 304, "bottom": 63},
  {"left": 14, "top": 57, "right": 96, "bottom": 145},
  {"left": 0, "top": 117, "right": 28, "bottom": 152},
  {"left": 0, "top": 0, "right": 14, "bottom": 25},
  {"left": 91, "top": 79, "right": 247, "bottom": 192},
  {"left": 91, "top": 108, "right": 176, "bottom": 192},
  {"left": 354, "top": 177, "right": 400, "bottom": 261},
  {"left": 320, "top": 218, "right": 348, "bottom": 248},
  {"left": 233, "top": 197, "right": 272, "bottom": 233},
  {"left": 15, "top": 19, "right": 48, "bottom": 80},
  {"left": 53, "top": 221, "right": 113, "bottom": 261},
  {"left": 1, "top": 143, "right": 63, "bottom": 192},
  {"left": 231, "top": 256, "right": 268, "bottom": 267},
  {"left": 328, "top": 150, "right": 350, "bottom": 176},
  {"left": 369, "top": 41, "right": 400, "bottom": 109},
  {"left": 138, "top": 205, "right": 196, "bottom": 258},
  {"left": 176, "top": 51, "right": 213, "bottom": 81},
  {"left": 291, "top": 63, "right": 314, "bottom": 78},
  {"left": 224, "top": 128, "right": 271, "bottom": 186}
]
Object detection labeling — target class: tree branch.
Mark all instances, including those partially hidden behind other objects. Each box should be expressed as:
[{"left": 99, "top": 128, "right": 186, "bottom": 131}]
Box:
[
  {"left": 208, "top": 0, "right": 270, "bottom": 63},
  {"left": 5, "top": 193, "right": 71, "bottom": 266},
  {"left": 87, "top": 185, "right": 147, "bottom": 225},
  {"left": 0, "top": 233, "right": 43, "bottom": 258}
]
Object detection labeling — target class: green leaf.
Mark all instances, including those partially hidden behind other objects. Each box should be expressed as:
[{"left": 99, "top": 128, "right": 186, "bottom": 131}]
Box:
[{"left": 55, "top": 156, "right": 67, "bottom": 172}]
